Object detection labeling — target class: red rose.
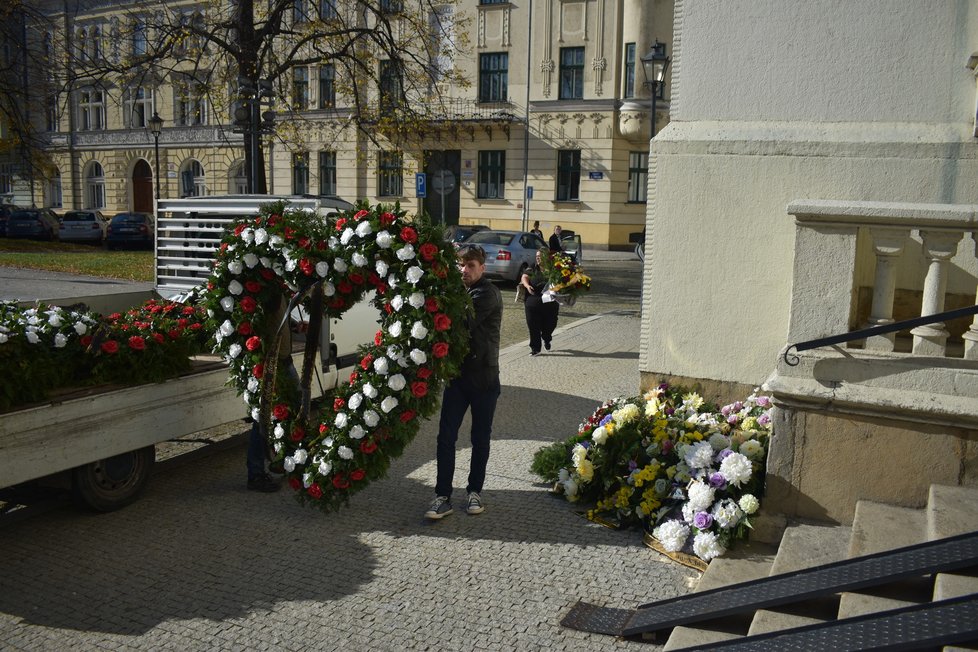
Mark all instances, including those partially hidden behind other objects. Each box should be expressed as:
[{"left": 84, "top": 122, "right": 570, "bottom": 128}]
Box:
[
  {"left": 219, "top": 242, "right": 228, "bottom": 252},
  {"left": 400, "top": 410, "right": 416, "bottom": 423},
  {"left": 289, "top": 477, "right": 302, "bottom": 491},
  {"left": 384, "top": 303, "right": 393, "bottom": 315},
  {"left": 424, "top": 298, "right": 439, "bottom": 313},
  {"left": 360, "top": 440, "right": 378, "bottom": 454},
  {"left": 182, "top": 306, "right": 196, "bottom": 315},
  {"left": 80, "top": 335, "right": 93, "bottom": 347},
  {"left": 290, "top": 426, "right": 305, "bottom": 442},
  {"left": 411, "top": 381, "right": 428, "bottom": 398},
  {"left": 299, "top": 259, "right": 314, "bottom": 276},
  {"left": 100, "top": 340, "right": 119, "bottom": 354},
  {"left": 417, "top": 367, "right": 432, "bottom": 379},
  {"left": 349, "top": 371, "right": 359, "bottom": 384},
  {"left": 128, "top": 336, "right": 146, "bottom": 351},
  {"left": 432, "top": 342, "right": 449, "bottom": 358},
  {"left": 190, "top": 323, "right": 203, "bottom": 331},
  {"left": 153, "top": 332, "right": 165, "bottom": 344},
  {"left": 433, "top": 313, "right": 452, "bottom": 331},
  {"left": 334, "top": 397, "right": 346, "bottom": 410},
  {"left": 268, "top": 213, "right": 281, "bottom": 226},
  {"left": 335, "top": 217, "right": 348, "bottom": 231},
  {"left": 380, "top": 212, "right": 395, "bottom": 226},
  {"left": 233, "top": 224, "right": 245, "bottom": 236},
  {"left": 350, "top": 468, "right": 366, "bottom": 482},
  {"left": 332, "top": 473, "right": 350, "bottom": 490},
  {"left": 119, "top": 324, "right": 130, "bottom": 331},
  {"left": 238, "top": 322, "right": 253, "bottom": 336},
  {"left": 272, "top": 403, "right": 289, "bottom": 421},
  {"left": 319, "top": 423, "right": 329, "bottom": 434},
  {"left": 245, "top": 281, "right": 262, "bottom": 294},
  {"left": 328, "top": 298, "right": 346, "bottom": 310},
  {"left": 307, "top": 483, "right": 323, "bottom": 499},
  {"left": 298, "top": 237, "right": 311, "bottom": 250},
  {"left": 240, "top": 296, "right": 257, "bottom": 313},
  {"left": 254, "top": 217, "right": 263, "bottom": 226},
  {"left": 284, "top": 226, "right": 296, "bottom": 240},
  {"left": 399, "top": 226, "right": 418, "bottom": 244},
  {"left": 338, "top": 280, "right": 353, "bottom": 294},
  {"left": 107, "top": 312, "right": 121, "bottom": 321},
  {"left": 420, "top": 242, "right": 438, "bottom": 262},
  {"left": 167, "top": 328, "right": 181, "bottom": 340},
  {"left": 374, "top": 330, "right": 383, "bottom": 345},
  {"left": 316, "top": 240, "right": 327, "bottom": 250},
  {"left": 353, "top": 209, "right": 370, "bottom": 221},
  {"left": 349, "top": 272, "right": 364, "bottom": 285},
  {"left": 376, "top": 283, "right": 388, "bottom": 295},
  {"left": 245, "top": 336, "right": 262, "bottom": 351},
  {"left": 177, "top": 318, "right": 189, "bottom": 327},
  {"left": 360, "top": 354, "right": 374, "bottom": 370},
  {"left": 252, "top": 363, "right": 264, "bottom": 378},
  {"left": 368, "top": 272, "right": 381, "bottom": 286},
  {"left": 207, "top": 282, "right": 215, "bottom": 291},
  {"left": 260, "top": 268, "right": 276, "bottom": 280}
]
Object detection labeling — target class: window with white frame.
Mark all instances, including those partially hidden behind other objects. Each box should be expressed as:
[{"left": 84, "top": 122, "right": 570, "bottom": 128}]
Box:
[
  {"left": 627, "top": 151, "right": 648, "bottom": 203},
  {"left": 318, "top": 151, "right": 336, "bottom": 196},
  {"left": 125, "top": 86, "right": 154, "bottom": 128},
  {"left": 377, "top": 151, "right": 402, "bottom": 196},
  {"left": 318, "top": 64, "right": 335, "bottom": 108},
  {"left": 180, "top": 160, "right": 207, "bottom": 197},
  {"left": 79, "top": 88, "right": 105, "bottom": 131},
  {"left": 176, "top": 80, "right": 208, "bottom": 126},
  {"left": 86, "top": 162, "right": 105, "bottom": 209}
]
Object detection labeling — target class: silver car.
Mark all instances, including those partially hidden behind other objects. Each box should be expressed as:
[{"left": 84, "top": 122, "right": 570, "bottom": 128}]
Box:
[
  {"left": 463, "top": 229, "right": 548, "bottom": 283},
  {"left": 59, "top": 210, "right": 108, "bottom": 244}
]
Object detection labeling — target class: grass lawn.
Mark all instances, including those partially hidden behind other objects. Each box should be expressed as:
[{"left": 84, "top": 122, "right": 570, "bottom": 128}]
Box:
[{"left": 0, "top": 240, "right": 154, "bottom": 282}]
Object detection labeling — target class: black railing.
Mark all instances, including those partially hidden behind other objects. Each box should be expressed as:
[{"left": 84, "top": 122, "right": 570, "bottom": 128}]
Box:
[{"left": 783, "top": 304, "right": 978, "bottom": 366}]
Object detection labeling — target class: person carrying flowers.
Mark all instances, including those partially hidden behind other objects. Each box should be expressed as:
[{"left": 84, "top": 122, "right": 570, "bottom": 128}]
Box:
[{"left": 520, "top": 248, "right": 560, "bottom": 356}]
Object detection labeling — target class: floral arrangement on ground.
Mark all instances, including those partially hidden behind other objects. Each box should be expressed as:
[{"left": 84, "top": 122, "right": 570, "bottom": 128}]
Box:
[
  {"left": 540, "top": 249, "right": 591, "bottom": 300},
  {"left": 531, "top": 383, "right": 773, "bottom": 562},
  {"left": 202, "top": 200, "right": 471, "bottom": 512},
  {"left": 0, "top": 298, "right": 209, "bottom": 411}
]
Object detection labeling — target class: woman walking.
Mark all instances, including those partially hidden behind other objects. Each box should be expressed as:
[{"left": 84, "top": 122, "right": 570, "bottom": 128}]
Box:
[{"left": 520, "top": 249, "right": 559, "bottom": 356}]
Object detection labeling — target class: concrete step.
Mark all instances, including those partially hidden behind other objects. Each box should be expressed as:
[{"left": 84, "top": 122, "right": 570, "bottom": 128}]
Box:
[
  {"left": 748, "top": 522, "right": 850, "bottom": 635},
  {"left": 933, "top": 567, "right": 978, "bottom": 601},
  {"left": 928, "top": 484, "right": 978, "bottom": 540},
  {"left": 662, "top": 540, "right": 777, "bottom": 651}
]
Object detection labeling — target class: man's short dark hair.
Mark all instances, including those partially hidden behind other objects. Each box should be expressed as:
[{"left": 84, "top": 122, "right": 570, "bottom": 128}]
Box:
[{"left": 458, "top": 244, "right": 486, "bottom": 264}]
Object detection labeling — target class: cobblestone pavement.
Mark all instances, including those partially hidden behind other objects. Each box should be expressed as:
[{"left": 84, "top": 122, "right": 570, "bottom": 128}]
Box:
[{"left": 0, "top": 287, "right": 699, "bottom": 651}]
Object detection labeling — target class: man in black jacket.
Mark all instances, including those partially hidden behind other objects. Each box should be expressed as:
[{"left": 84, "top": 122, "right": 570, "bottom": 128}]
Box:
[
  {"left": 425, "top": 245, "right": 503, "bottom": 519},
  {"left": 548, "top": 225, "right": 564, "bottom": 252}
]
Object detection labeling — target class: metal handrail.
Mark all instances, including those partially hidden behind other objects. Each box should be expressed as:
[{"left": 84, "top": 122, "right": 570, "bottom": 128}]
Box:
[{"left": 783, "top": 304, "right": 978, "bottom": 366}]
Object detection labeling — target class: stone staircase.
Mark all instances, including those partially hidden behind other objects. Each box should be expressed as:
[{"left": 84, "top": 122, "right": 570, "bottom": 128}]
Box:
[{"left": 662, "top": 484, "right": 978, "bottom": 651}]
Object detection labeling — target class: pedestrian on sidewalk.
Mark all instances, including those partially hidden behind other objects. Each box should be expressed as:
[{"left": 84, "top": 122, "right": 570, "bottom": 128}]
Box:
[
  {"left": 425, "top": 245, "right": 503, "bottom": 520},
  {"left": 548, "top": 225, "right": 564, "bottom": 252},
  {"left": 530, "top": 220, "right": 543, "bottom": 239},
  {"left": 520, "top": 249, "right": 559, "bottom": 356}
]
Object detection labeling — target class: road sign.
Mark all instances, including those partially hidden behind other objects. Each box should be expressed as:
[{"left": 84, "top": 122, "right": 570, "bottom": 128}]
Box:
[
  {"left": 430, "top": 170, "right": 456, "bottom": 195},
  {"left": 415, "top": 173, "right": 427, "bottom": 198},
  {"left": 526, "top": 186, "right": 534, "bottom": 199}
]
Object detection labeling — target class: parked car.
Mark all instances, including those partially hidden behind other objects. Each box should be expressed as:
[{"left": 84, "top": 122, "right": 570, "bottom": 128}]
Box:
[
  {"left": 558, "top": 230, "right": 584, "bottom": 264},
  {"left": 106, "top": 212, "right": 155, "bottom": 250},
  {"left": 0, "top": 203, "right": 22, "bottom": 238},
  {"left": 463, "top": 229, "right": 548, "bottom": 283},
  {"left": 59, "top": 210, "right": 108, "bottom": 244},
  {"left": 444, "top": 223, "right": 489, "bottom": 248},
  {"left": 6, "top": 208, "right": 61, "bottom": 241}
]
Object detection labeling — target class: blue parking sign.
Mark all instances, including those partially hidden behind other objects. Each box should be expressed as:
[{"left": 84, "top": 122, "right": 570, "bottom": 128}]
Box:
[{"left": 415, "top": 173, "right": 427, "bottom": 198}]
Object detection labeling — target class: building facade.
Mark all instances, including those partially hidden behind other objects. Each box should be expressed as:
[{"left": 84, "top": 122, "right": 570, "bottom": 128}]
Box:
[{"left": 4, "top": 0, "right": 672, "bottom": 249}]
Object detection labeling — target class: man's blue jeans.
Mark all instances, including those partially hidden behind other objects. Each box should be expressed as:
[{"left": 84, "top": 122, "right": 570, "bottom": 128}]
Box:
[{"left": 435, "top": 375, "right": 501, "bottom": 498}]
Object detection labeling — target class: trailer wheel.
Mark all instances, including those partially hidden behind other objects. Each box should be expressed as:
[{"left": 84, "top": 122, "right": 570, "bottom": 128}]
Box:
[{"left": 72, "top": 446, "right": 155, "bottom": 512}]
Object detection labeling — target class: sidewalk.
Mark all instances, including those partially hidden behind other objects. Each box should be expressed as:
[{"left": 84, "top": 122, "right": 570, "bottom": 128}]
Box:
[{"left": 0, "top": 311, "right": 697, "bottom": 651}]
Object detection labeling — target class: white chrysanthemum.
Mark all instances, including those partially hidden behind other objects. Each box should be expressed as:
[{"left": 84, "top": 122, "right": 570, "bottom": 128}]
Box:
[
  {"left": 592, "top": 426, "right": 609, "bottom": 445},
  {"left": 376, "top": 231, "right": 393, "bottom": 249},
  {"left": 241, "top": 228, "right": 255, "bottom": 244},
  {"left": 348, "top": 393, "right": 363, "bottom": 410},
  {"left": 739, "top": 494, "right": 760, "bottom": 515},
  {"left": 48, "top": 313, "right": 63, "bottom": 328},
  {"left": 376, "top": 259, "right": 389, "bottom": 277},
  {"left": 411, "top": 322, "right": 429, "bottom": 340},
  {"left": 738, "top": 439, "right": 765, "bottom": 462},
  {"left": 386, "top": 344, "right": 401, "bottom": 361},
  {"left": 54, "top": 333, "right": 67, "bottom": 348},
  {"left": 712, "top": 498, "right": 743, "bottom": 529},
  {"left": 388, "top": 321, "right": 403, "bottom": 338},
  {"left": 681, "top": 502, "right": 697, "bottom": 524},
  {"left": 692, "top": 531, "right": 726, "bottom": 561},
  {"left": 25, "top": 331, "right": 40, "bottom": 344},
  {"left": 324, "top": 282, "right": 335, "bottom": 296},
  {"left": 318, "top": 460, "right": 332, "bottom": 475},
  {"left": 387, "top": 273, "right": 398, "bottom": 289},
  {"left": 709, "top": 432, "right": 731, "bottom": 451},
  {"left": 73, "top": 321, "right": 87, "bottom": 335},
  {"left": 247, "top": 377, "right": 259, "bottom": 393},
  {"left": 686, "top": 480, "right": 716, "bottom": 511},
  {"left": 683, "top": 441, "right": 715, "bottom": 469},
  {"left": 284, "top": 457, "right": 296, "bottom": 472},
  {"left": 683, "top": 392, "right": 705, "bottom": 410},
  {"left": 405, "top": 292, "right": 423, "bottom": 309},
  {"left": 391, "top": 295, "right": 404, "bottom": 311},
  {"left": 284, "top": 256, "right": 298, "bottom": 272},
  {"left": 338, "top": 445, "right": 354, "bottom": 460},
  {"left": 355, "top": 221, "right": 372, "bottom": 238},
  {"left": 333, "top": 258, "right": 348, "bottom": 273},
  {"left": 254, "top": 228, "right": 269, "bottom": 245},
  {"left": 293, "top": 449, "right": 308, "bottom": 464},
  {"left": 719, "top": 452, "right": 753, "bottom": 487},
  {"left": 406, "top": 266, "right": 424, "bottom": 284},
  {"left": 380, "top": 396, "right": 399, "bottom": 413},
  {"left": 220, "top": 296, "right": 234, "bottom": 312},
  {"left": 316, "top": 261, "right": 329, "bottom": 277},
  {"left": 571, "top": 443, "right": 588, "bottom": 467},
  {"left": 373, "top": 357, "right": 390, "bottom": 375},
  {"left": 612, "top": 403, "right": 640, "bottom": 425},
  {"left": 563, "top": 478, "right": 579, "bottom": 500},
  {"left": 227, "top": 261, "right": 244, "bottom": 275},
  {"left": 363, "top": 383, "right": 378, "bottom": 399},
  {"left": 653, "top": 520, "right": 691, "bottom": 553},
  {"left": 219, "top": 320, "right": 235, "bottom": 337},
  {"left": 274, "top": 424, "right": 285, "bottom": 439},
  {"left": 334, "top": 412, "right": 348, "bottom": 429},
  {"left": 396, "top": 244, "right": 416, "bottom": 261},
  {"left": 340, "top": 227, "right": 355, "bottom": 245},
  {"left": 351, "top": 253, "right": 368, "bottom": 269},
  {"left": 243, "top": 252, "right": 259, "bottom": 268},
  {"left": 363, "top": 410, "right": 380, "bottom": 427},
  {"left": 228, "top": 343, "right": 242, "bottom": 359},
  {"left": 350, "top": 425, "right": 365, "bottom": 440},
  {"left": 409, "top": 348, "right": 427, "bottom": 365},
  {"left": 388, "top": 374, "right": 407, "bottom": 391}
]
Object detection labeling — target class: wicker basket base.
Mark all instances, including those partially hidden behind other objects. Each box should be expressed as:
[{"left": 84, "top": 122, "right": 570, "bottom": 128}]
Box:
[{"left": 643, "top": 532, "right": 708, "bottom": 572}]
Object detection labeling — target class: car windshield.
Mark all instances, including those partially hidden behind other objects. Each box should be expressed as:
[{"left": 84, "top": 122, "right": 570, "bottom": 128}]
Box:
[
  {"left": 112, "top": 214, "right": 147, "bottom": 224},
  {"left": 467, "top": 231, "right": 515, "bottom": 246},
  {"left": 63, "top": 212, "right": 96, "bottom": 222}
]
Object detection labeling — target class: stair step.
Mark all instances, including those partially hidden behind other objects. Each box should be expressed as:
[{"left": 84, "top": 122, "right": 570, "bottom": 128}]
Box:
[
  {"left": 928, "top": 485, "right": 978, "bottom": 540},
  {"left": 748, "top": 523, "right": 850, "bottom": 635},
  {"left": 848, "top": 500, "right": 928, "bottom": 558},
  {"left": 934, "top": 568, "right": 978, "bottom": 600},
  {"left": 662, "top": 541, "right": 777, "bottom": 651},
  {"left": 837, "top": 577, "right": 933, "bottom": 620}
]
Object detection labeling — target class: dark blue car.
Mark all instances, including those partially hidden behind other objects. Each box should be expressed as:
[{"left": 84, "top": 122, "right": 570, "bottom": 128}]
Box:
[
  {"left": 7, "top": 209, "right": 60, "bottom": 241},
  {"left": 106, "top": 212, "right": 155, "bottom": 250}
]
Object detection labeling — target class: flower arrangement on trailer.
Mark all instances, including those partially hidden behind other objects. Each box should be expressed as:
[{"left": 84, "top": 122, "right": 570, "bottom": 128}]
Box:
[
  {"left": 539, "top": 249, "right": 591, "bottom": 304},
  {"left": 202, "top": 200, "right": 471, "bottom": 512},
  {"left": 531, "top": 383, "right": 773, "bottom": 561},
  {"left": 0, "top": 298, "right": 209, "bottom": 411}
]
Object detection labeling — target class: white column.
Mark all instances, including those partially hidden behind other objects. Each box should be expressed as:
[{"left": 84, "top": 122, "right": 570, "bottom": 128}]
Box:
[
  {"left": 864, "top": 227, "right": 908, "bottom": 352},
  {"left": 963, "top": 231, "right": 978, "bottom": 360},
  {"left": 910, "top": 230, "right": 962, "bottom": 356}
]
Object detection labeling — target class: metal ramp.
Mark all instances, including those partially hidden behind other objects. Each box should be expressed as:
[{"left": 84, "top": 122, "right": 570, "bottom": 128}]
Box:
[{"left": 560, "top": 529, "right": 978, "bottom": 639}]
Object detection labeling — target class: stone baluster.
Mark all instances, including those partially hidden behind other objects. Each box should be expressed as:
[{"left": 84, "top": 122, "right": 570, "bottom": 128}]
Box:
[
  {"left": 963, "top": 231, "right": 978, "bottom": 360},
  {"left": 910, "top": 230, "right": 963, "bottom": 356},
  {"left": 864, "top": 227, "right": 909, "bottom": 351}
]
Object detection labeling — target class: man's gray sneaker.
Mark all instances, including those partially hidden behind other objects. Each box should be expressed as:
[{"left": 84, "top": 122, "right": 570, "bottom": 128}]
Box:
[
  {"left": 466, "top": 492, "right": 485, "bottom": 515},
  {"left": 425, "top": 495, "right": 453, "bottom": 519}
]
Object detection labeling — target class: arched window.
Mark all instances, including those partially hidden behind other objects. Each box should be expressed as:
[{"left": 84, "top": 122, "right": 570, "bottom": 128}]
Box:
[
  {"left": 229, "top": 161, "right": 248, "bottom": 194},
  {"left": 180, "top": 159, "right": 206, "bottom": 197},
  {"left": 46, "top": 168, "right": 62, "bottom": 208},
  {"left": 86, "top": 161, "right": 105, "bottom": 209}
]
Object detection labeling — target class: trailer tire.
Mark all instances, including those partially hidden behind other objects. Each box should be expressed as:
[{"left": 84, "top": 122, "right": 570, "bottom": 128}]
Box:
[{"left": 72, "top": 446, "right": 155, "bottom": 512}]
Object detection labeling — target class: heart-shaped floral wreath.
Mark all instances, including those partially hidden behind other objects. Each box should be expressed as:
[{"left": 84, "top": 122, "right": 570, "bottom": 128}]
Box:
[{"left": 202, "top": 201, "right": 470, "bottom": 511}]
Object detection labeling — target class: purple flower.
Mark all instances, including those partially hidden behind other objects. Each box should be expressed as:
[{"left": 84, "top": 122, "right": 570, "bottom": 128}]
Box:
[
  {"left": 716, "top": 448, "right": 734, "bottom": 462},
  {"left": 599, "top": 414, "right": 613, "bottom": 427},
  {"left": 658, "top": 382, "right": 670, "bottom": 390},
  {"left": 665, "top": 408, "right": 675, "bottom": 416},
  {"left": 720, "top": 405, "right": 732, "bottom": 417},
  {"left": 733, "top": 401, "right": 744, "bottom": 411},
  {"left": 662, "top": 440, "right": 674, "bottom": 454},
  {"left": 758, "top": 413, "right": 771, "bottom": 426},
  {"left": 693, "top": 511, "right": 714, "bottom": 529},
  {"left": 727, "top": 414, "right": 739, "bottom": 425},
  {"left": 756, "top": 396, "right": 771, "bottom": 407},
  {"left": 581, "top": 440, "right": 591, "bottom": 450},
  {"left": 708, "top": 472, "right": 727, "bottom": 489},
  {"left": 628, "top": 460, "right": 638, "bottom": 471}
]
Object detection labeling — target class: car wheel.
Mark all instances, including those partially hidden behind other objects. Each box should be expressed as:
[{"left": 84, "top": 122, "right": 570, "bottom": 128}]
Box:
[{"left": 72, "top": 446, "right": 155, "bottom": 512}]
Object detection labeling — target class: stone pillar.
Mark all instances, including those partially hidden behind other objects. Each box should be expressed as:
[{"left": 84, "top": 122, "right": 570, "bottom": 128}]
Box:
[
  {"left": 864, "top": 227, "right": 908, "bottom": 352},
  {"left": 910, "top": 230, "right": 962, "bottom": 356},
  {"left": 963, "top": 232, "right": 978, "bottom": 360}
]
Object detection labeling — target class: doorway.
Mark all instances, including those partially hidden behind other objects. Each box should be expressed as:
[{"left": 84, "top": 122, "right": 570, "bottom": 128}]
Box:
[
  {"left": 132, "top": 159, "right": 153, "bottom": 213},
  {"left": 423, "top": 150, "right": 460, "bottom": 226}
]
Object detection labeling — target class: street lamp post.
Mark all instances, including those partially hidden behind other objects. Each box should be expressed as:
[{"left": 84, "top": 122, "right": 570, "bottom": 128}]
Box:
[
  {"left": 148, "top": 111, "right": 164, "bottom": 200},
  {"left": 640, "top": 41, "right": 671, "bottom": 139}
]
